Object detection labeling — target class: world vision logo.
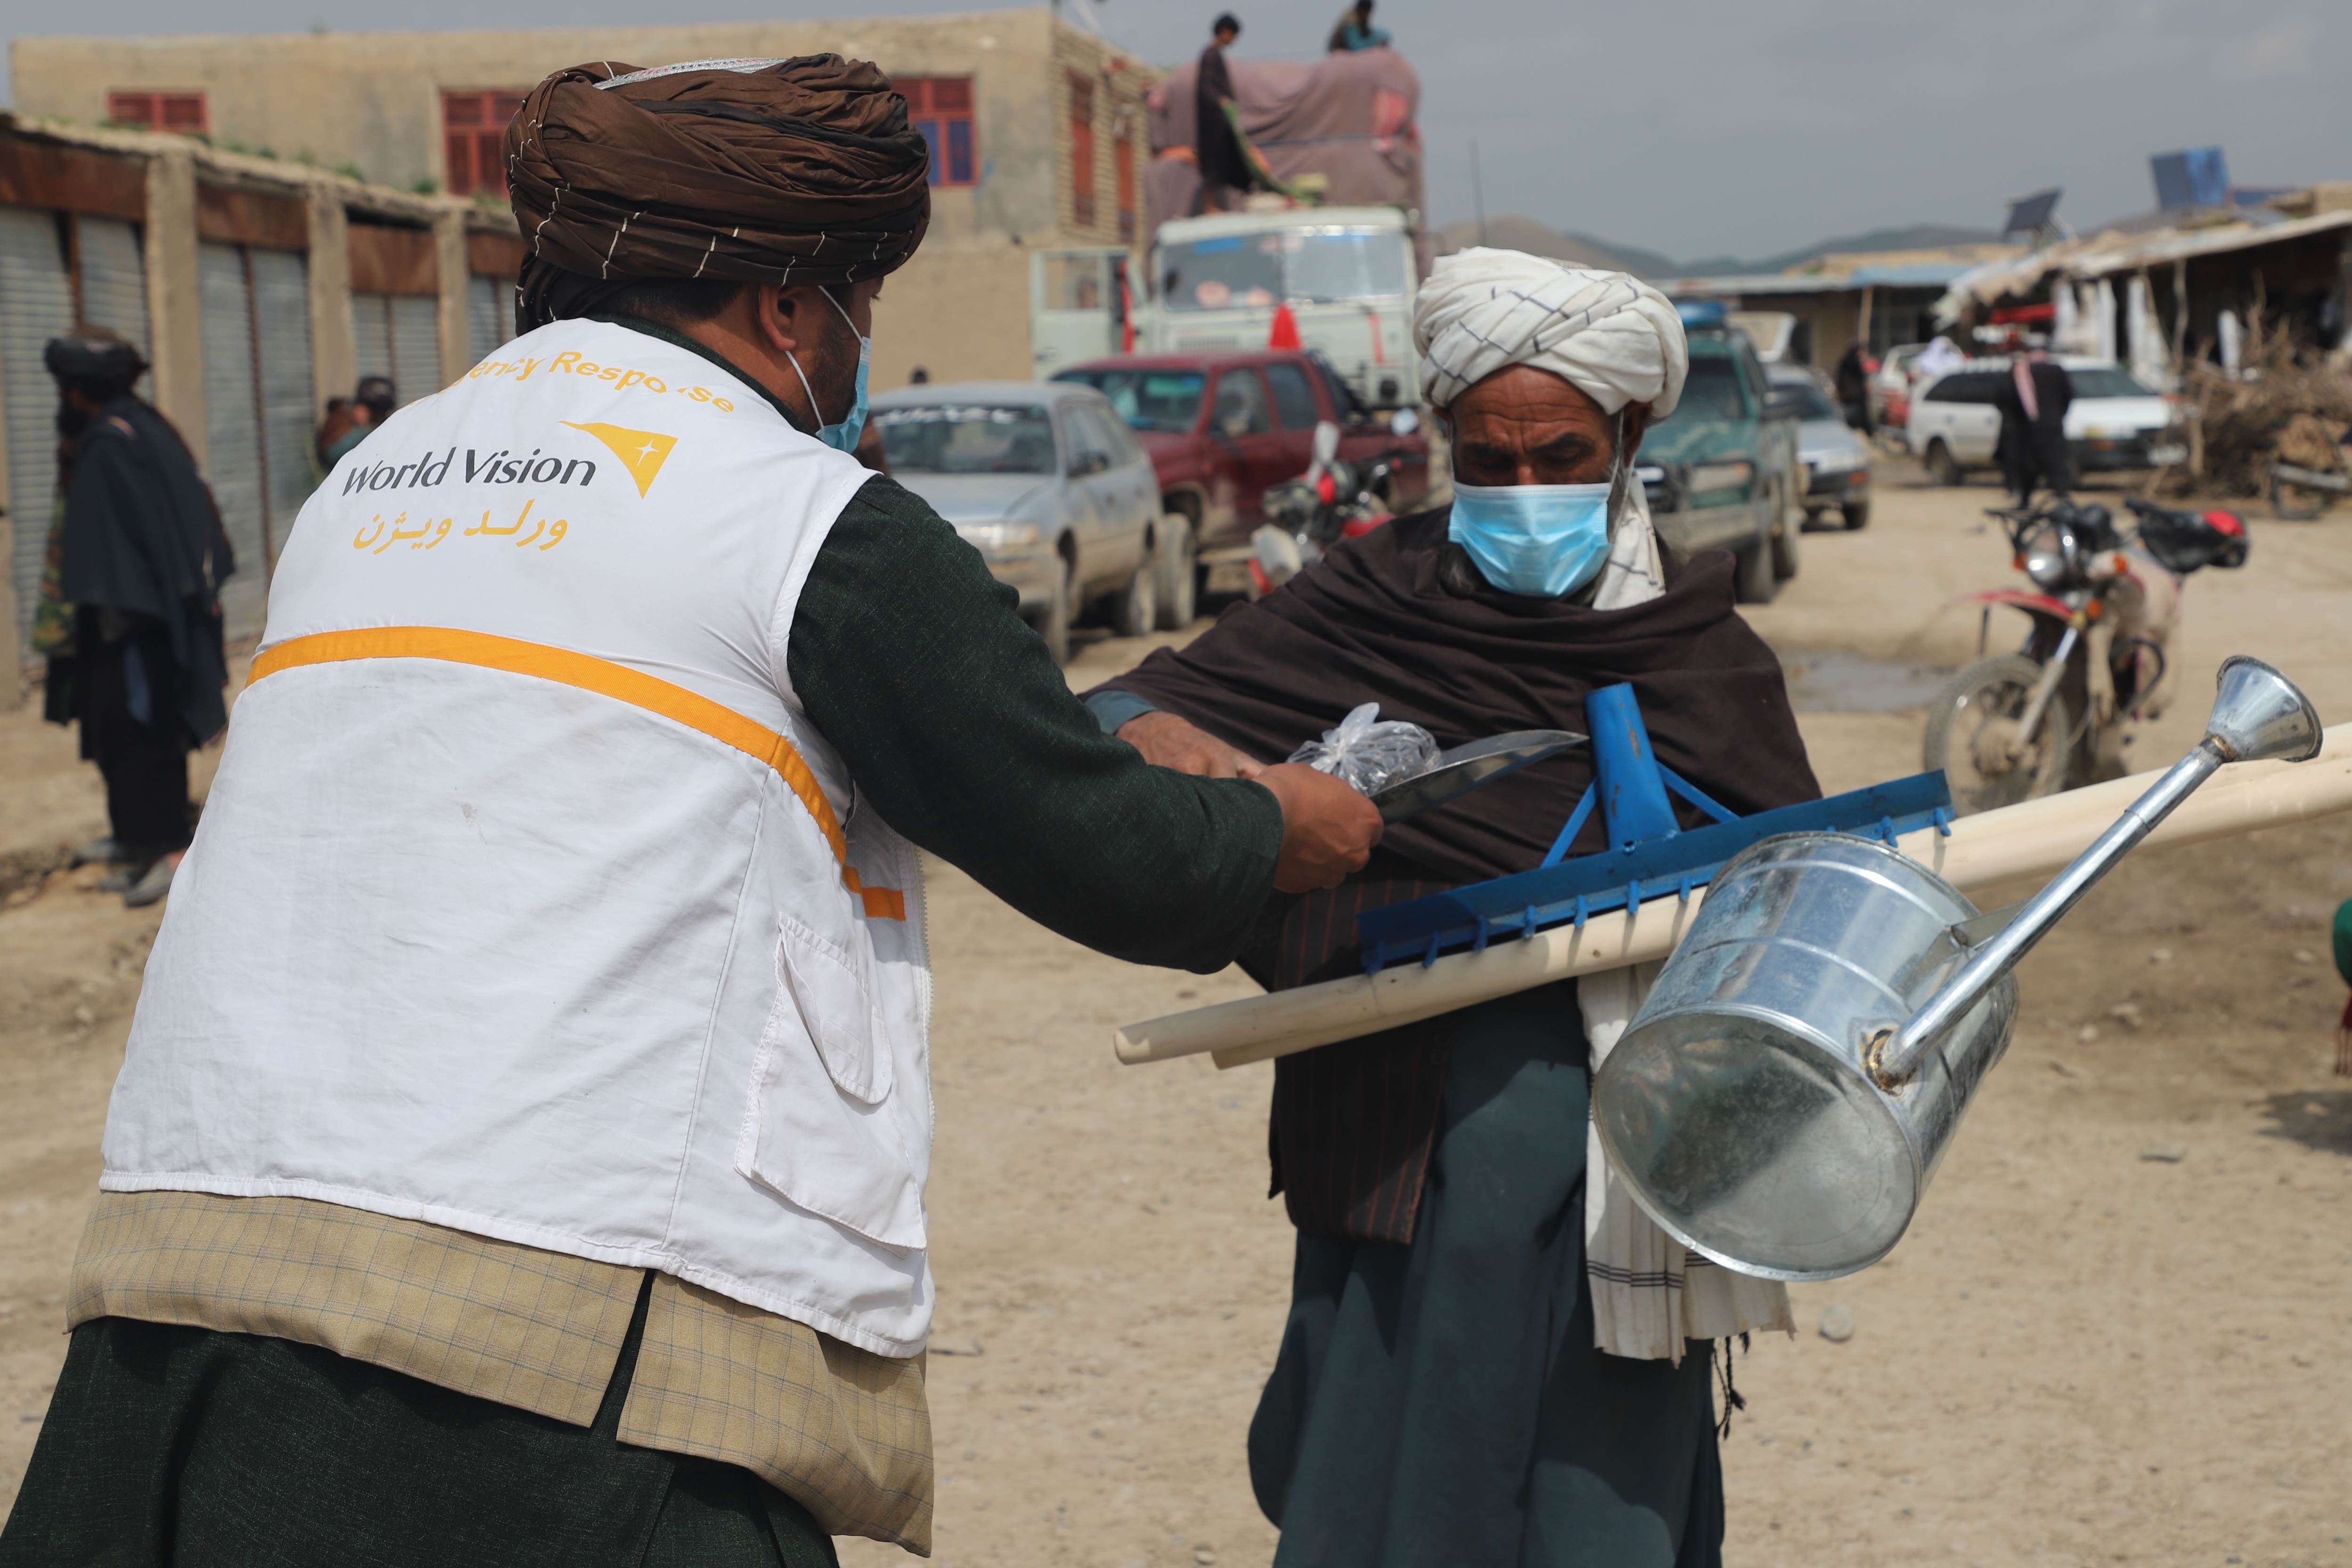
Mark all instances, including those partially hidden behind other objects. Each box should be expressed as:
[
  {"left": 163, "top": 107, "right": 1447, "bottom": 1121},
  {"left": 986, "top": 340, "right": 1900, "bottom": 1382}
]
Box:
[{"left": 561, "top": 422, "right": 680, "bottom": 498}]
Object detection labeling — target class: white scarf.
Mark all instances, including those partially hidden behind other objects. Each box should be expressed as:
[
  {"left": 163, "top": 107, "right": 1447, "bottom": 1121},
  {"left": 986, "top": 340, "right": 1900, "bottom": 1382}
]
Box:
[{"left": 1577, "top": 489, "right": 1796, "bottom": 1362}]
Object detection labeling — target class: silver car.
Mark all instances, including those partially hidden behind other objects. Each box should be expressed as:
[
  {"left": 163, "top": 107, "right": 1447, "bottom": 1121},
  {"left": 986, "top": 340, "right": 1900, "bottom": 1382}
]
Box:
[
  {"left": 871, "top": 380, "right": 1165, "bottom": 662},
  {"left": 1767, "top": 363, "right": 1873, "bottom": 531}
]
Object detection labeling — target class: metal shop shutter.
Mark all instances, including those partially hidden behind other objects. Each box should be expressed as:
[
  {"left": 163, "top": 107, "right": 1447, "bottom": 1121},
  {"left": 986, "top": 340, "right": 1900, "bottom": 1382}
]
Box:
[
  {"left": 0, "top": 206, "right": 74, "bottom": 657},
  {"left": 467, "top": 273, "right": 513, "bottom": 363},
  {"left": 352, "top": 291, "right": 444, "bottom": 406},
  {"left": 391, "top": 295, "right": 441, "bottom": 400},
  {"left": 353, "top": 292, "right": 395, "bottom": 395},
  {"left": 199, "top": 242, "right": 270, "bottom": 641},
  {"left": 76, "top": 216, "right": 152, "bottom": 358},
  {"left": 248, "top": 249, "right": 315, "bottom": 569}
]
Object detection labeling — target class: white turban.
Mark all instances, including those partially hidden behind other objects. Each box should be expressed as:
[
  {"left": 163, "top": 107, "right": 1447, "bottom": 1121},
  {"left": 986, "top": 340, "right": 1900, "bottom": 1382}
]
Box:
[{"left": 1413, "top": 248, "right": 1688, "bottom": 418}]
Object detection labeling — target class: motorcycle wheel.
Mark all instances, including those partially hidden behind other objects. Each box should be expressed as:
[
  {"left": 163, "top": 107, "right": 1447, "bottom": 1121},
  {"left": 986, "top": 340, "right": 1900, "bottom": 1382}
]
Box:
[
  {"left": 2271, "top": 470, "right": 2333, "bottom": 523},
  {"left": 1921, "top": 653, "right": 2076, "bottom": 815}
]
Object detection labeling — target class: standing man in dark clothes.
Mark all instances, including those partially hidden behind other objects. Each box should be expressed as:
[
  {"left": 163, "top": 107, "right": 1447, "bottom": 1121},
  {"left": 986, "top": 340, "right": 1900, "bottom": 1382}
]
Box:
[
  {"left": 1086, "top": 251, "right": 1813, "bottom": 1566},
  {"left": 35, "top": 331, "right": 233, "bottom": 908},
  {"left": 1994, "top": 345, "right": 2073, "bottom": 504},
  {"left": 1834, "top": 340, "right": 1874, "bottom": 433},
  {"left": 1195, "top": 13, "right": 1255, "bottom": 212},
  {"left": 1328, "top": 0, "right": 1393, "bottom": 51}
]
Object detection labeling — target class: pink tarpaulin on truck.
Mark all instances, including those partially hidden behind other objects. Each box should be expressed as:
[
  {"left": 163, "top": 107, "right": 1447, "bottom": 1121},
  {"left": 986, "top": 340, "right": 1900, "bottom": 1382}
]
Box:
[{"left": 1144, "top": 45, "right": 1425, "bottom": 259}]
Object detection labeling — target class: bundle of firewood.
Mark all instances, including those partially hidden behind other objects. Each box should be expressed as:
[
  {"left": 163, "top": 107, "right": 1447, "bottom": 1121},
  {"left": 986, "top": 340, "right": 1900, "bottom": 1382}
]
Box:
[{"left": 2158, "top": 311, "right": 2352, "bottom": 498}]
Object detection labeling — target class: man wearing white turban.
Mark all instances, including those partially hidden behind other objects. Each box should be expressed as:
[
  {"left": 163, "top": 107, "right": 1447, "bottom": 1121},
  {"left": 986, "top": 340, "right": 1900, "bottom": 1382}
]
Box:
[
  {"left": 1414, "top": 248, "right": 1687, "bottom": 610},
  {"left": 1080, "top": 249, "right": 1822, "bottom": 1566}
]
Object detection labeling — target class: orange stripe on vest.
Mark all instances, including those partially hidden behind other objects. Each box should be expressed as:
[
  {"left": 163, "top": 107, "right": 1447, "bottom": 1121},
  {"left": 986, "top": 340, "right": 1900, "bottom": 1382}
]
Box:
[{"left": 250, "top": 627, "right": 906, "bottom": 920}]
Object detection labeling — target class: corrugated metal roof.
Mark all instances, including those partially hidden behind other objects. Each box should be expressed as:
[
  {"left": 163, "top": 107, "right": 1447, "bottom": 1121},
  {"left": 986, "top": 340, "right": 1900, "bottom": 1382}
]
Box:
[
  {"left": 1848, "top": 261, "right": 1976, "bottom": 286},
  {"left": 2063, "top": 208, "right": 2352, "bottom": 275},
  {"left": 1665, "top": 260, "right": 1974, "bottom": 297},
  {"left": 1941, "top": 208, "right": 2352, "bottom": 310}
]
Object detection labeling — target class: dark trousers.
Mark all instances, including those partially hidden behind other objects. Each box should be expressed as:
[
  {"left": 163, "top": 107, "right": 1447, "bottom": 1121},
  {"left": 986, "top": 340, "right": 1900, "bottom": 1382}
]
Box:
[
  {"left": 79, "top": 621, "right": 192, "bottom": 862},
  {"left": 0, "top": 1281, "right": 838, "bottom": 1568},
  {"left": 1248, "top": 994, "right": 1723, "bottom": 1568},
  {"left": 2001, "top": 421, "right": 2073, "bottom": 506}
]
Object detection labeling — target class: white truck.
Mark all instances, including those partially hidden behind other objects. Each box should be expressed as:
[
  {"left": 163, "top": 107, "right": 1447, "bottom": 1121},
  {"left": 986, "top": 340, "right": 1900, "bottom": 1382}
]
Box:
[
  {"left": 1027, "top": 205, "right": 1422, "bottom": 409},
  {"left": 1141, "top": 206, "right": 1420, "bottom": 409}
]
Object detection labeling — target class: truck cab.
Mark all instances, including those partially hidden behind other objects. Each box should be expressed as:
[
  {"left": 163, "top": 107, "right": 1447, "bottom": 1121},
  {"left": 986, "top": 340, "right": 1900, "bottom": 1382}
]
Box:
[
  {"left": 1638, "top": 302, "right": 1805, "bottom": 603},
  {"left": 1132, "top": 206, "right": 1421, "bottom": 409}
]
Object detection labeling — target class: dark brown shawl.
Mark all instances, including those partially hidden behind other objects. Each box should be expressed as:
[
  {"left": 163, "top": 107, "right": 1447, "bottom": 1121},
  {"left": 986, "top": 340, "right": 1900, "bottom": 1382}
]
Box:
[
  {"left": 1090, "top": 511, "right": 1821, "bottom": 1241},
  {"left": 507, "top": 57, "right": 932, "bottom": 328}
]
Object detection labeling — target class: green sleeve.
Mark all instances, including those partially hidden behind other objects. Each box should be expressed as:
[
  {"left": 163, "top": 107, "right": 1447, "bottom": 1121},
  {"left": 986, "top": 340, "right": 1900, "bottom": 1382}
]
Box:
[{"left": 788, "top": 474, "right": 1284, "bottom": 973}]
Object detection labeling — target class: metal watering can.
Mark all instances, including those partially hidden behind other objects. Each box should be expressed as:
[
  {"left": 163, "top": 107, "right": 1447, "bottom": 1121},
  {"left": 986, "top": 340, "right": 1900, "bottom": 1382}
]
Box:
[{"left": 1592, "top": 657, "right": 2322, "bottom": 1282}]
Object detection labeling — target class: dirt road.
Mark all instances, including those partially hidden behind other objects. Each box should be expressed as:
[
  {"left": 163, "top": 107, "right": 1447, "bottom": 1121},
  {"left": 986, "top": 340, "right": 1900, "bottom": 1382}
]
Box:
[{"left": 6, "top": 459, "right": 2351, "bottom": 1565}]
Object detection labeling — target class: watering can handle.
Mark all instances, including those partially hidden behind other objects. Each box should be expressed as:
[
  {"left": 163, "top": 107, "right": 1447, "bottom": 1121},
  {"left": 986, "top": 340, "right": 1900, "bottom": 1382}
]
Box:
[
  {"left": 1877, "top": 656, "right": 2323, "bottom": 1084},
  {"left": 1876, "top": 740, "right": 2225, "bottom": 1083}
]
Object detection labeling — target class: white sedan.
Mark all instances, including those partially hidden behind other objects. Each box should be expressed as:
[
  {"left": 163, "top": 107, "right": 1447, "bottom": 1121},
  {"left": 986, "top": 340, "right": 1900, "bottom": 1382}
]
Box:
[
  {"left": 1905, "top": 359, "right": 2181, "bottom": 487},
  {"left": 871, "top": 380, "right": 1167, "bottom": 662},
  {"left": 1767, "top": 365, "right": 1873, "bottom": 531}
]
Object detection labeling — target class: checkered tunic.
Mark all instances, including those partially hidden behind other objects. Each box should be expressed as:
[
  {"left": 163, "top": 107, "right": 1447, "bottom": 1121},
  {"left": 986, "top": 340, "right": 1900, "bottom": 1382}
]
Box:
[{"left": 68, "top": 1191, "right": 935, "bottom": 1552}]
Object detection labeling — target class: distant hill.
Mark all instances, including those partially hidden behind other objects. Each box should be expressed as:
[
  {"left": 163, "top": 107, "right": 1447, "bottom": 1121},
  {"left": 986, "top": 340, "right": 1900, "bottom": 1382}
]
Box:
[
  {"left": 1433, "top": 215, "right": 1678, "bottom": 279},
  {"left": 1436, "top": 216, "right": 2003, "bottom": 280}
]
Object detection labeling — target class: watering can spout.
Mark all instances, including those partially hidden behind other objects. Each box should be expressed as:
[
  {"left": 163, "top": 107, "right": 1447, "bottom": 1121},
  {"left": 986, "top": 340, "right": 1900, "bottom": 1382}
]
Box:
[
  {"left": 2206, "top": 655, "right": 2323, "bottom": 764},
  {"left": 1878, "top": 657, "right": 2320, "bottom": 1082}
]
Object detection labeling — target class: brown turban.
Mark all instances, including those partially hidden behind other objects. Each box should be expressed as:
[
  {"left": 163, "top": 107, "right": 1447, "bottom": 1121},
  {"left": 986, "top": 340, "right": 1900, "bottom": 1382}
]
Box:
[{"left": 507, "top": 56, "right": 932, "bottom": 329}]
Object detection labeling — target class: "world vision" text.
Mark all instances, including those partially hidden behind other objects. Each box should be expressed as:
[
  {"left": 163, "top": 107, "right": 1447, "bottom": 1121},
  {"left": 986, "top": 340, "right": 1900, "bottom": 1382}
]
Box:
[{"left": 341, "top": 447, "right": 599, "bottom": 495}]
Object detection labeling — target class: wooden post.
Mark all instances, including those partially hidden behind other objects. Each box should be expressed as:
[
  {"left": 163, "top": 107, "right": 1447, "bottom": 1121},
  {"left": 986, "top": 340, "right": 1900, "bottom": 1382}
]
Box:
[
  {"left": 0, "top": 358, "right": 16, "bottom": 704},
  {"left": 307, "top": 186, "right": 356, "bottom": 417},
  {"left": 1112, "top": 725, "right": 2352, "bottom": 1069},
  {"left": 2171, "top": 257, "right": 2190, "bottom": 375},
  {"left": 433, "top": 207, "right": 471, "bottom": 389},
  {"left": 142, "top": 147, "right": 207, "bottom": 466}
]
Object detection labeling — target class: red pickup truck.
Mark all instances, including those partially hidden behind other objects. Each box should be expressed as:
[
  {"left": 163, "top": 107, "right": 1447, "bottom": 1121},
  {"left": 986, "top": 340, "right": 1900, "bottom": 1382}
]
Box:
[{"left": 1054, "top": 349, "right": 1432, "bottom": 595}]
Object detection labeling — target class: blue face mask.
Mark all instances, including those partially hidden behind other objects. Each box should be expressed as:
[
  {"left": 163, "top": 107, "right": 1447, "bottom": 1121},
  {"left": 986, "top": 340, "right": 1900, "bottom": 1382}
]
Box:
[
  {"left": 786, "top": 289, "right": 871, "bottom": 452},
  {"left": 1445, "top": 416, "right": 1625, "bottom": 598}
]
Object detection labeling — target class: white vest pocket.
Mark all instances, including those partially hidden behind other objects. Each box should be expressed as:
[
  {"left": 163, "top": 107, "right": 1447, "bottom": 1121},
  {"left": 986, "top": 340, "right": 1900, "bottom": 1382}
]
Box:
[
  {"left": 776, "top": 911, "right": 892, "bottom": 1104},
  {"left": 737, "top": 908, "right": 926, "bottom": 1251}
]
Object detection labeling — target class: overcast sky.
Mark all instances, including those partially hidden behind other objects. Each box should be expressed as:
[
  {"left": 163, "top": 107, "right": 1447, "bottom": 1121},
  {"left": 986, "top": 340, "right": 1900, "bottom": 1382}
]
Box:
[{"left": 4, "top": 0, "right": 2344, "bottom": 263}]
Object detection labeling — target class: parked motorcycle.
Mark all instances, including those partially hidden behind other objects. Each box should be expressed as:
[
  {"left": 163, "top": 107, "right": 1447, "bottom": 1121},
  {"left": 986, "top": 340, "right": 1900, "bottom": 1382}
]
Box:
[
  {"left": 1249, "top": 420, "right": 1416, "bottom": 596},
  {"left": 1922, "top": 495, "right": 2250, "bottom": 813}
]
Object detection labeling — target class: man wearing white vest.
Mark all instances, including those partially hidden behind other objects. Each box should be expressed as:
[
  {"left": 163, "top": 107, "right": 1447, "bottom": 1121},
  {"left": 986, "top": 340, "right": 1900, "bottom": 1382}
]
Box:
[{"left": 0, "top": 58, "right": 1380, "bottom": 1568}]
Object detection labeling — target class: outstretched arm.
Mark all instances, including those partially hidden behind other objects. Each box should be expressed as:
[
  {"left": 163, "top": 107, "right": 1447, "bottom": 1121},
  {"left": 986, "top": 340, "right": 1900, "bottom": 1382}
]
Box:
[{"left": 788, "top": 475, "right": 1377, "bottom": 972}]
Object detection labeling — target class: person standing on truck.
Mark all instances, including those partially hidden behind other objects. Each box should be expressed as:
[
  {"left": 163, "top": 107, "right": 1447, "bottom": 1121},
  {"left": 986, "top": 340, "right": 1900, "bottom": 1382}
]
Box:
[
  {"left": 1195, "top": 13, "right": 1256, "bottom": 213},
  {"left": 1328, "top": 0, "right": 1393, "bottom": 50},
  {"left": 0, "top": 55, "right": 1381, "bottom": 1566}
]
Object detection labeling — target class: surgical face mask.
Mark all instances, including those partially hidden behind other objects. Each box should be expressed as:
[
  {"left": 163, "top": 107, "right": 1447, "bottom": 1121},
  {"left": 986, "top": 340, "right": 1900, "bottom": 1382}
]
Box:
[
  {"left": 785, "top": 287, "right": 871, "bottom": 452},
  {"left": 1446, "top": 413, "right": 1626, "bottom": 598}
]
